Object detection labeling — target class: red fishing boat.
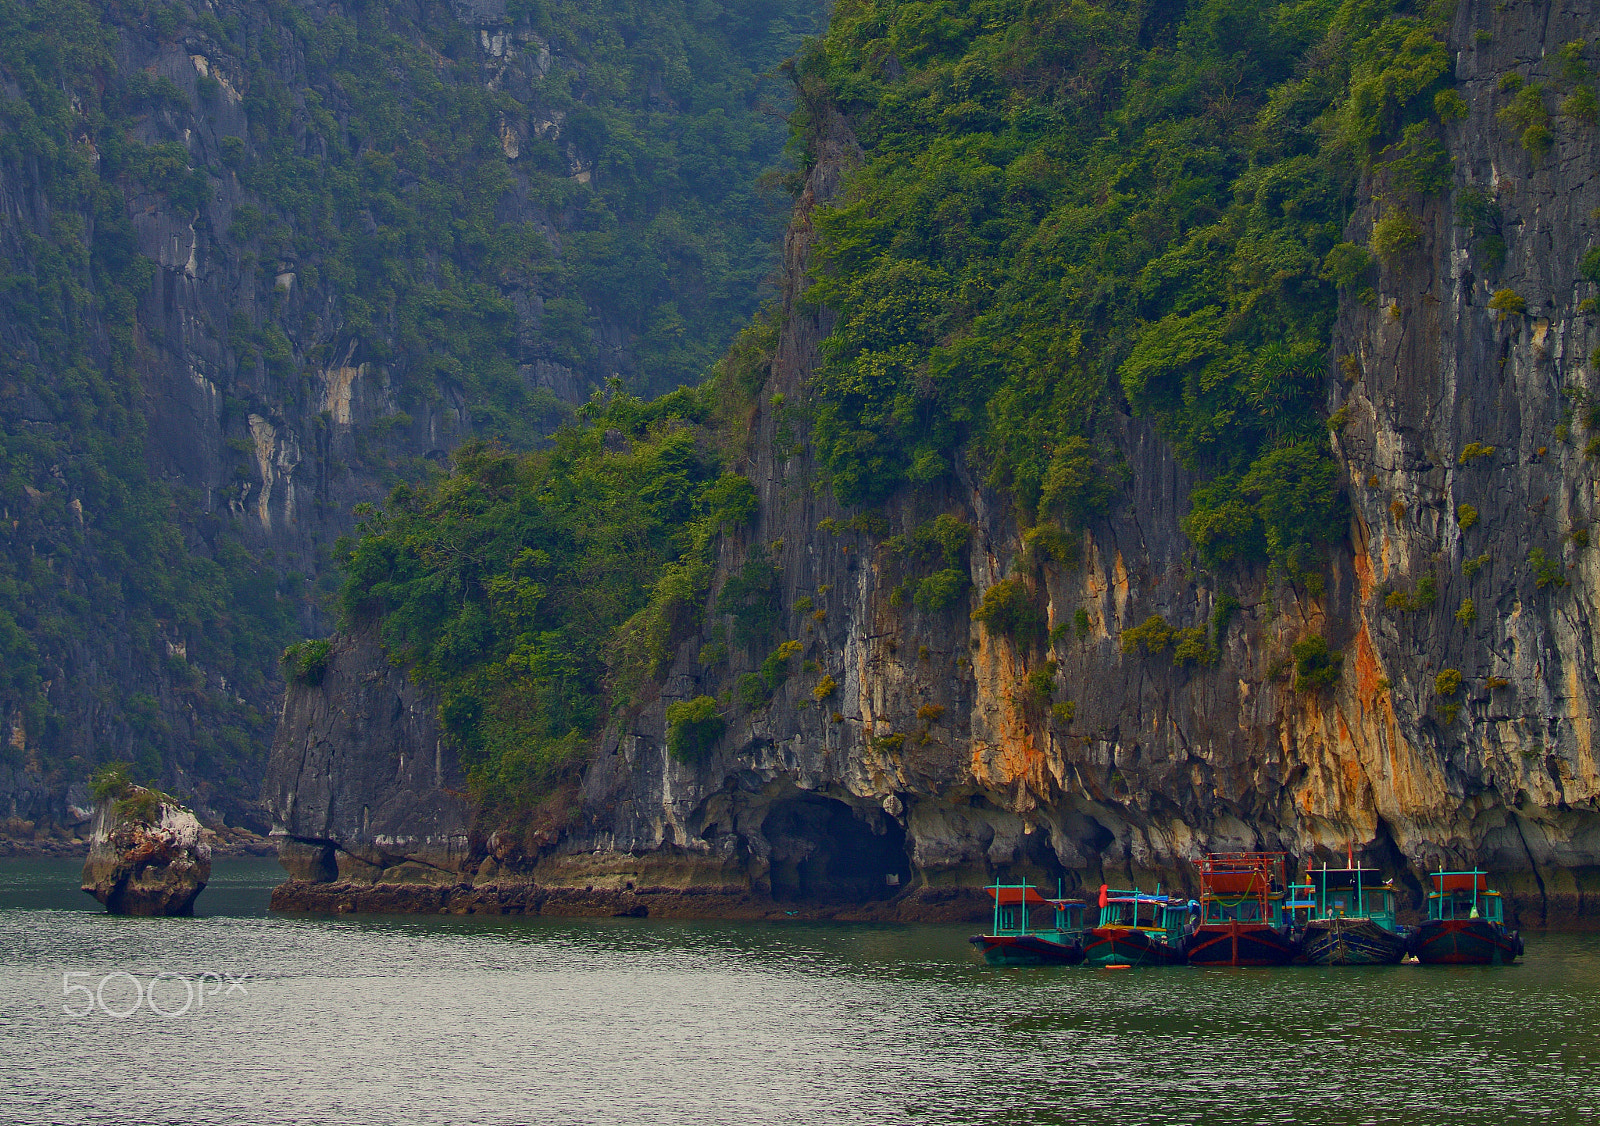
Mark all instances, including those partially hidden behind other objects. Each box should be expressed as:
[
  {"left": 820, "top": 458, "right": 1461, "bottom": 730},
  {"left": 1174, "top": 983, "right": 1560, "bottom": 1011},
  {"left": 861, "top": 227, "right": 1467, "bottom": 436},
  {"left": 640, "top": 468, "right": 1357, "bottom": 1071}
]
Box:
[{"left": 1186, "top": 852, "right": 1297, "bottom": 966}]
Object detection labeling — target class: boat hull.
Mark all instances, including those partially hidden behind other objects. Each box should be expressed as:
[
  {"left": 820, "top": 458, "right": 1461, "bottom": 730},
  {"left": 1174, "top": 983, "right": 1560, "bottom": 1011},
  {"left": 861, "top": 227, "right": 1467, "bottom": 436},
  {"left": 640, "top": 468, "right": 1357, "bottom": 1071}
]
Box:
[
  {"left": 970, "top": 933, "right": 1084, "bottom": 966},
  {"left": 1301, "top": 918, "right": 1406, "bottom": 965},
  {"left": 1187, "top": 922, "right": 1296, "bottom": 966},
  {"left": 1083, "top": 928, "right": 1185, "bottom": 967},
  {"left": 1412, "top": 919, "right": 1522, "bottom": 965}
]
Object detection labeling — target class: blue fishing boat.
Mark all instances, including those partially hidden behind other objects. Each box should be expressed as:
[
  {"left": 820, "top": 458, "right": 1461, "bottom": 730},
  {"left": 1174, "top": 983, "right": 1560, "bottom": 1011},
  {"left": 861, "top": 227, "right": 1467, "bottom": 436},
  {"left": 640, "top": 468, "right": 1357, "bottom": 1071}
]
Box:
[
  {"left": 1082, "top": 886, "right": 1188, "bottom": 966},
  {"left": 1297, "top": 863, "right": 1410, "bottom": 965},
  {"left": 969, "top": 884, "right": 1088, "bottom": 965},
  {"left": 1412, "top": 871, "right": 1523, "bottom": 965}
]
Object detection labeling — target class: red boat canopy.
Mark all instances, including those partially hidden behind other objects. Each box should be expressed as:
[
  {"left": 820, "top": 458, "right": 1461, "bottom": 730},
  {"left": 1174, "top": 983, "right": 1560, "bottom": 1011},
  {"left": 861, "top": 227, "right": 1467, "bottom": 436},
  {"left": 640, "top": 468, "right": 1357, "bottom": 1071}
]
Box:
[
  {"left": 986, "top": 886, "right": 1085, "bottom": 907},
  {"left": 1197, "top": 853, "right": 1286, "bottom": 899},
  {"left": 1431, "top": 871, "right": 1489, "bottom": 893},
  {"left": 988, "top": 886, "right": 1051, "bottom": 907}
]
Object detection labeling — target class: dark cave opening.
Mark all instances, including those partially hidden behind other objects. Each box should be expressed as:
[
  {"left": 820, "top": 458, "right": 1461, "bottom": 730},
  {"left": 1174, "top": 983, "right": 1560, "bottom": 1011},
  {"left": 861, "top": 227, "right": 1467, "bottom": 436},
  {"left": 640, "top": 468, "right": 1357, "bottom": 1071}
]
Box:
[{"left": 762, "top": 794, "right": 911, "bottom": 903}]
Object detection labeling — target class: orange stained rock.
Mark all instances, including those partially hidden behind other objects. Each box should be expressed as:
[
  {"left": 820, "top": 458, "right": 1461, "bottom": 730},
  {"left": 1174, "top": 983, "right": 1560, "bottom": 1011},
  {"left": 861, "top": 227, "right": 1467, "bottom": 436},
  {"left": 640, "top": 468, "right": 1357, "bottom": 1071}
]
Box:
[
  {"left": 966, "top": 630, "right": 1051, "bottom": 794},
  {"left": 1352, "top": 622, "right": 1385, "bottom": 700},
  {"left": 1082, "top": 531, "right": 1106, "bottom": 597},
  {"left": 1563, "top": 661, "right": 1599, "bottom": 801},
  {"left": 1352, "top": 541, "right": 1376, "bottom": 602}
]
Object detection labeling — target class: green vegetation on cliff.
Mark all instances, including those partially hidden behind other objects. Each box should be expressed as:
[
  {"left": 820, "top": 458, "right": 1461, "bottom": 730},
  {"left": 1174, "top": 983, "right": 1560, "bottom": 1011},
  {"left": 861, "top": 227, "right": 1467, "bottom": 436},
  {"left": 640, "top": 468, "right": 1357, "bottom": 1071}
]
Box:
[
  {"left": 222, "top": 0, "right": 823, "bottom": 425},
  {"left": 0, "top": 0, "right": 295, "bottom": 800},
  {"left": 330, "top": 0, "right": 1469, "bottom": 814},
  {"left": 0, "top": 0, "right": 818, "bottom": 807},
  {"left": 339, "top": 385, "right": 750, "bottom": 809},
  {"left": 798, "top": 0, "right": 1456, "bottom": 578}
]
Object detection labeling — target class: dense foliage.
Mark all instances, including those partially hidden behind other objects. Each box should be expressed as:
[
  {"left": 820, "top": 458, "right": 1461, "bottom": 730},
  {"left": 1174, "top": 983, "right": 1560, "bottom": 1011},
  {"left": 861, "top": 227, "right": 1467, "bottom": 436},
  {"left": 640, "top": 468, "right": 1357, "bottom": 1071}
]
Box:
[
  {"left": 328, "top": 0, "right": 1473, "bottom": 815},
  {"left": 339, "top": 386, "right": 754, "bottom": 810},
  {"left": 220, "top": 0, "right": 825, "bottom": 424},
  {"left": 0, "top": 0, "right": 295, "bottom": 799},
  {"left": 798, "top": 0, "right": 1458, "bottom": 578},
  {"left": 0, "top": 0, "right": 818, "bottom": 805}
]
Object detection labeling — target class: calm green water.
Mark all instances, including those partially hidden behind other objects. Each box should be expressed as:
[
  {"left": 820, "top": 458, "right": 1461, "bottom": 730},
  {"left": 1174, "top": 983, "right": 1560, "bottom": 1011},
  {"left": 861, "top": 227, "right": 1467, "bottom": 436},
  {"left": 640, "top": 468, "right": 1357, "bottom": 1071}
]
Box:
[{"left": 1, "top": 857, "right": 1596, "bottom": 1125}]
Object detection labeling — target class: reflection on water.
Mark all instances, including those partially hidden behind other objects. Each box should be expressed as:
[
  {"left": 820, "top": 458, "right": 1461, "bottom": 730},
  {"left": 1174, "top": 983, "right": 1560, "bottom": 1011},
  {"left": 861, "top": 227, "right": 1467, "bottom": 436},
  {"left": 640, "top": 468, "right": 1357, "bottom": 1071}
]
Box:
[{"left": 1, "top": 858, "right": 1596, "bottom": 1125}]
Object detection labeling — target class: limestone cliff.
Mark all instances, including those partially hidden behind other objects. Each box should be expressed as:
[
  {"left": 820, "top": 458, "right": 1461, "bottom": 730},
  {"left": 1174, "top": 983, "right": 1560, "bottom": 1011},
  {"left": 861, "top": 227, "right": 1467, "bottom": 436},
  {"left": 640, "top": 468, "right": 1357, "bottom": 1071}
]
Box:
[
  {"left": 0, "top": 0, "right": 814, "bottom": 835},
  {"left": 267, "top": 1, "right": 1600, "bottom": 924}
]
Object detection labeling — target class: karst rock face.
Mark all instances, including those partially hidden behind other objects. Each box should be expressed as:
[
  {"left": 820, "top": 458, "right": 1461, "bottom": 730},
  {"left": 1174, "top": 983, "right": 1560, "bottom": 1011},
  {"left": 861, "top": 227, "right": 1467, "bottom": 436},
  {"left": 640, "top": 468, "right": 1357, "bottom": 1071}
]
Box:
[
  {"left": 267, "top": 1, "right": 1600, "bottom": 924},
  {"left": 82, "top": 788, "right": 213, "bottom": 916},
  {"left": 0, "top": 0, "right": 812, "bottom": 838}
]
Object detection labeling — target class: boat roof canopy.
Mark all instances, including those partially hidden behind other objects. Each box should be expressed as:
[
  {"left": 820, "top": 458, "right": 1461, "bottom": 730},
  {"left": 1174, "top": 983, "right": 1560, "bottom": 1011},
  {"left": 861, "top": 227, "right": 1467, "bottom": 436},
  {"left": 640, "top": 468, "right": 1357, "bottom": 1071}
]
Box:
[
  {"left": 1429, "top": 871, "right": 1489, "bottom": 893},
  {"left": 989, "top": 886, "right": 1050, "bottom": 907},
  {"left": 1309, "top": 868, "right": 1390, "bottom": 890},
  {"left": 986, "top": 885, "right": 1086, "bottom": 907}
]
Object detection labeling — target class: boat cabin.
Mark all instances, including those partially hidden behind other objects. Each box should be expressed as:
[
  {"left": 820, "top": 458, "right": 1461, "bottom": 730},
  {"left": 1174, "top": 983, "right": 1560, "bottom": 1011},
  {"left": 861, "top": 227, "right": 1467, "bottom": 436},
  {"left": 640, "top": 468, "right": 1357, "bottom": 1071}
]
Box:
[
  {"left": 1425, "top": 871, "right": 1505, "bottom": 924},
  {"left": 1196, "top": 853, "right": 1288, "bottom": 927},
  {"left": 987, "top": 884, "right": 1087, "bottom": 941},
  {"left": 1306, "top": 866, "right": 1400, "bottom": 930},
  {"left": 1096, "top": 889, "right": 1169, "bottom": 930},
  {"left": 1285, "top": 883, "right": 1318, "bottom": 928},
  {"left": 1160, "top": 900, "right": 1199, "bottom": 942}
]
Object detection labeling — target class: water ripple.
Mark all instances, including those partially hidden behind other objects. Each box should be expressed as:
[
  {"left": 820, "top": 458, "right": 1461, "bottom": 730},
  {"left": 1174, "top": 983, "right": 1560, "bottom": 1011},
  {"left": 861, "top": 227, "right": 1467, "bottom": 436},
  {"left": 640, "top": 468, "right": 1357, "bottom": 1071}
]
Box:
[{"left": 2, "top": 858, "right": 1596, "bottom": 1125}]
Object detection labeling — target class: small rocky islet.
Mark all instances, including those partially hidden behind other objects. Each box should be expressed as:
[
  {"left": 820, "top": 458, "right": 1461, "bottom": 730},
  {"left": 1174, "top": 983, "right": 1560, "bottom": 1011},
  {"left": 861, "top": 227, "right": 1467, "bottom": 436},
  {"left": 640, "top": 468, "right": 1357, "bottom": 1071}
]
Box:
[{"left": 79, "top": 775, "right": 212, "bottom": 916}]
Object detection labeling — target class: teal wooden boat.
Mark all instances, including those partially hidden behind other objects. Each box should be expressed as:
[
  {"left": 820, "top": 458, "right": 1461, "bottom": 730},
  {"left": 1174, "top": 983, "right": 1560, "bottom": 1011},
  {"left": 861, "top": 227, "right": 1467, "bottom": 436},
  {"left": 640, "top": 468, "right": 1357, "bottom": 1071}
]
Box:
[
  {"left": 1083, "top": 886, "right": 1188, "bottom": 966},
  {"left": 969, "top": 884, "right": 1088, "bottom": 966},
  {"left": 1413, "top": 871, "right": 1523, "bottom": 965},
  {"left": 1296, "top": 865, "right": 1409, "bottom": 965}
]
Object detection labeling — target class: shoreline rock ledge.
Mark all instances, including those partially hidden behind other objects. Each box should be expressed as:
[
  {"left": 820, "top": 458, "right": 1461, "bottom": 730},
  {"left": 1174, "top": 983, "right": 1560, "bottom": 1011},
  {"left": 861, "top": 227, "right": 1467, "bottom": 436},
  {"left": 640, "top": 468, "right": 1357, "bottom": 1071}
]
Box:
[{"left": 81, "top": 785, "right": 212, "bottom": 915}]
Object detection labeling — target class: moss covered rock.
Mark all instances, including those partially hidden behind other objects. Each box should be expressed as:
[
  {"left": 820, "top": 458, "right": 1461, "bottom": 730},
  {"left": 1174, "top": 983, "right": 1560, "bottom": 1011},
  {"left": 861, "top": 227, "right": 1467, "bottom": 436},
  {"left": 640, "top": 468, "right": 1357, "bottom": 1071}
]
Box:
[{"left": 80, "top": 786, "right": 212, "bottom": 916}]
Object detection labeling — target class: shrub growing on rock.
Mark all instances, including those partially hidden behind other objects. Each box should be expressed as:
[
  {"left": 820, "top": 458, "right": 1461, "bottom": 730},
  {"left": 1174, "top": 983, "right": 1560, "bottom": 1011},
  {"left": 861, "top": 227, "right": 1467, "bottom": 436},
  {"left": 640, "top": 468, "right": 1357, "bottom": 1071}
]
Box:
[
  {"left": 1119, "top": 614, "right": 1172, "bottom": 655},
  {"left": 1530, "top": 547, "right": 1567, "bottom": 589},
  {"left": 914, "top": 568, "right": 969, "bottom": 611},
  {"left": 281, "top": 639, "right": 332, "bottom": 686},
  {"left": 665, "top": 696, "right": 724, "bottom": 763},
  {"left": 1487, "top": 290, "right": 1525, "bottom": 321},
  {"left": 719, "top": 559, "right": 781, "bottom": 646},
  {"left": 972, "top": 578, "right": 1045, "bottom": 643},
  {"left": 1565, "top": 86, "right": 1599, "bottom": 125},
  {"left": 1291, "top": 634, "right": 1343, "bottom": 692},
  {"left": 1371, "top": 207, "right": 1423, "bottom": 260}
]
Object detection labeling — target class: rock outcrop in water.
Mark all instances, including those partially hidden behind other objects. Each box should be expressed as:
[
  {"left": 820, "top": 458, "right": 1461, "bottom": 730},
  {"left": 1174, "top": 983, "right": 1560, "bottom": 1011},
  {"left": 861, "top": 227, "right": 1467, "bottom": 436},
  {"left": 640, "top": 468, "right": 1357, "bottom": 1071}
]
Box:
[
  {"left": 267, "top": 0, "right": 1600, "bottom": 925},
  {"left": 82, "top": 786, "right": 213, "bottom": 916}
]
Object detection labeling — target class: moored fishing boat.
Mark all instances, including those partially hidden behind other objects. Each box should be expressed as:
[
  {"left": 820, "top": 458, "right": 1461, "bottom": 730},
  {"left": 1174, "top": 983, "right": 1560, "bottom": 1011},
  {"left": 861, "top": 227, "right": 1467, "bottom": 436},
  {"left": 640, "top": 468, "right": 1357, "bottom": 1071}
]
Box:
[
  {"left": 970, "top": 885, "right": 1088, "bottom": 965},
  {"left": 1298, "top": 863, "right": 1409, "bottom": 965},
  {"left": 1082, "top": 886, "right": 1188, "bottom": 967},
  {"left": 1187, "top": 853, "right": 1297, "bottom": 966},
  {"left": 1412, "top": 871, "right": 1523, "bottom": 965}
]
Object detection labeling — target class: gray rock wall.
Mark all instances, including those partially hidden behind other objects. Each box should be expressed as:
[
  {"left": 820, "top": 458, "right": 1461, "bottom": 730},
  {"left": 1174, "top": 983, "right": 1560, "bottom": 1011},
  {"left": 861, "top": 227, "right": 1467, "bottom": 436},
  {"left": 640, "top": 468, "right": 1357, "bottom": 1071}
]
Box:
[
  {"left": 1, "top": 0, "right": 801, "bottom": 834},
  {"left": 267, "top": 1, "right": 1600, "bottom": 923}
]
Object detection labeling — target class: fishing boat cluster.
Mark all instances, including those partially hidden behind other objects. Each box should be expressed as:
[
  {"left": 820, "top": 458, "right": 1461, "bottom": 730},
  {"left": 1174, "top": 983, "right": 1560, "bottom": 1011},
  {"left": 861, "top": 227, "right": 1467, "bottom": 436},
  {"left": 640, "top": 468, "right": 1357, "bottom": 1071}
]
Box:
[{"left": 971, "top": 853, "right": 1526, "bottom": 968}]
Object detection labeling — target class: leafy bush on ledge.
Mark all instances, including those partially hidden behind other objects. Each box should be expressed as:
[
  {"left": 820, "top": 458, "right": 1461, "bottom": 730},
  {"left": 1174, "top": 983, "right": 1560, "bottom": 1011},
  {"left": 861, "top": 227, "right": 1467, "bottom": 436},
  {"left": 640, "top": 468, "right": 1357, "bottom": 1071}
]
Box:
[
  {"left": 666, "top": 696, "right": 725, "bottom": 763},
  {"left": 972, "top": 579, "right": 1045, "bottom": 643},
  {"left": 1292, "top": 635, "right": 1343, "bottom": 692},
  {"left": 281, "top": 640, "right": 333, "bottom": 686}
]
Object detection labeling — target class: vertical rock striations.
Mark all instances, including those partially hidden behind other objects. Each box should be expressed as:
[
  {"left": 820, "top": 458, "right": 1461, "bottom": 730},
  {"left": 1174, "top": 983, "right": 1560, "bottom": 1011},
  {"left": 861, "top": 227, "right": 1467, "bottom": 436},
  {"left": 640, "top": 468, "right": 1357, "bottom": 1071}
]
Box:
[
  {"left": 0, "top": 0, "right": 819, "bottom": 835},
  {"left": 267, "top": 1, "right": 1600, "bottom": 924}
]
